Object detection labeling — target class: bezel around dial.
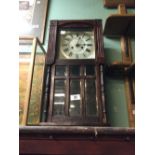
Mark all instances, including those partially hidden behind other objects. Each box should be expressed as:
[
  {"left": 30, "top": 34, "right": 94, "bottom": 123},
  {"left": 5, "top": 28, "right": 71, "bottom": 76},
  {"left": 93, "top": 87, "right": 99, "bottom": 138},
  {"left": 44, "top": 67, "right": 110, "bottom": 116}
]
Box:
[{"left": 58, "top": 29, "right": 95, "bottom": 59}]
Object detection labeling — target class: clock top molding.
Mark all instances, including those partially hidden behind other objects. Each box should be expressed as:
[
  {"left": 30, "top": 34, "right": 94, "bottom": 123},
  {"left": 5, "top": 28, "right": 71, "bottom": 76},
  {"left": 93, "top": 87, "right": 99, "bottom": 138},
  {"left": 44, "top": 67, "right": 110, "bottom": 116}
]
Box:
[{"left": 46, "top": 20, "right": 104, "bottom": 65}]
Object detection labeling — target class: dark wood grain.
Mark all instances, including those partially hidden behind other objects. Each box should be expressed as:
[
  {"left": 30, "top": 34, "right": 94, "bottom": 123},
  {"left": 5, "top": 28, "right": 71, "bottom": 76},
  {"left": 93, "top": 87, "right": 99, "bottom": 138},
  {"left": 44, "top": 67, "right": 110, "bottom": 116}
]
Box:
[
  {"left": 103, "top": 14, "right": 135, "bottom": 38},
  {"left": 40, "top": 65, "right": 51, "bottom": 122},
  {"left": 46, "top": 21, "right": 58, "bottom": 64},
  {"left": 20, "top": 139, "right": 134, "bottom": 155},
  {"left": 104, "top": 0, "right": 135, "bottom": 8},
  {"left": 46, "top": 20, "right": 104, "bottom": 64},
  {"left": 20, "top": 126, "right": 135, "bottom": 155}
]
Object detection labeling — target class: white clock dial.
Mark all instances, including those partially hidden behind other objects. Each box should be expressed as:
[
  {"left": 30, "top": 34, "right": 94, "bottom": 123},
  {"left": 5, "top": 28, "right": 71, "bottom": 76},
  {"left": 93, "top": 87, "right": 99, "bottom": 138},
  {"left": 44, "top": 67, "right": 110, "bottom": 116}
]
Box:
[{"left": 59, "top": 31, "right": 95, "bottom": 59}]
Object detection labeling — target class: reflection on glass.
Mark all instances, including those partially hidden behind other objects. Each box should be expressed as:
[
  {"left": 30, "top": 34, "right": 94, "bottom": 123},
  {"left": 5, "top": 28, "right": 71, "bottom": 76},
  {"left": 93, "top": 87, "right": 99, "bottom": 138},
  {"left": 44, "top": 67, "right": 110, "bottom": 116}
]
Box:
[
  {"left": 70, "top": 80, "right": 81, "bottom": 116},
  {"left": 19, "top": 42, "right": 33, "bottom": 124},
  {"left": 26, "top": 43, "right": 45, "bottom": 125},
  {"left": 85, "top": 65, "right": 95, "bottom": 75},
  {"left": 19, "top": 53, "right": 31, "bottom": 125},
  {"left": 55, "top": 65, "right": 66, "bottom": 76},
  {"left": 85, "top": 79, "right": 97, "bottom": 116},
  {"left": 70, "top": 65, "right": 80, "bottom": 76},
  {"left": 53, "top": 80, "right": 65, "bottom": 116}
]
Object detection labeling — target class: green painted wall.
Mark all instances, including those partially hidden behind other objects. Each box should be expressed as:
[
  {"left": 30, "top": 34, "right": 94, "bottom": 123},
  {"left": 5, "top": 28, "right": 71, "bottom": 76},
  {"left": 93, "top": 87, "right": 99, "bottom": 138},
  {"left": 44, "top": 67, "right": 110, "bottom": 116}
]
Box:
[{"left": 44, "top": 0, "right": 135, "bottom": 127}]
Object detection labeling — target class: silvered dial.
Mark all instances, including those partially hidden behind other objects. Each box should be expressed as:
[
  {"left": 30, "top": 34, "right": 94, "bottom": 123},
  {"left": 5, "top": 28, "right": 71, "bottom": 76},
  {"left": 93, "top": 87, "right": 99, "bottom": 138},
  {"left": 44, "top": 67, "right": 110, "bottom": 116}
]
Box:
[{"left": 59, "top": 31, "right": 95, "bottom": 59}]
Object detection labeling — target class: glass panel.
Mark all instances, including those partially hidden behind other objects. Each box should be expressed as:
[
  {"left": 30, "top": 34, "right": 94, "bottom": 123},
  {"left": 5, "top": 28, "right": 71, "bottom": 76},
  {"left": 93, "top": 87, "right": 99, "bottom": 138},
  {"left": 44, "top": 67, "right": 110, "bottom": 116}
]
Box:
[
  {"left": 69, "top": 80, "right": 81, "bottom": 116},
  {"left": 19, "top": 41, "right": 33, "bottom": 125},
  {"left": 19, "top": 53, "right": 31, "bottom": 125},
  {"left": 53, "top": 80, "right": 66, "bottom": 116},
  {"left": 70, "top": 65, "right": 80, "bottom": 76},
  {"left": 28, "top": 44, "right": 45, "bottom": 125},
  {"left": 55, "top": 65, "right": 66, "bottom": 76},
  {"left": 85, "top": 65, "right": 95, "bottom": 75},
  {"left": 85, "top": 79, "right": 97, "bottom": 116}
]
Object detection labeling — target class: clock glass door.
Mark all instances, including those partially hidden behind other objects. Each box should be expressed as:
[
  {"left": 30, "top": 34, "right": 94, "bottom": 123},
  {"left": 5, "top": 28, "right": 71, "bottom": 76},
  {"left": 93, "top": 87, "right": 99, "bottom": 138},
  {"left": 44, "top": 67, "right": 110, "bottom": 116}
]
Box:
[{"left": 48, "top": 63, "right": 99, "bottom": 125}]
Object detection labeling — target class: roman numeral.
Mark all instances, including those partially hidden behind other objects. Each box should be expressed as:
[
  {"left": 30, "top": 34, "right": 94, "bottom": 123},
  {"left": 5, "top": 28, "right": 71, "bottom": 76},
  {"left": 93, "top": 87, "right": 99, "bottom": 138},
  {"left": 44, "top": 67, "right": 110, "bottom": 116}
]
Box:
[
  {"left": 69, "top": 52, "right": 73, "bottom": 57},
  {"left": 85, "top": 38, "right": 90, "bottom": 41},
  {"left": 63, "top": 43, "right": 68, "bottom": 46},
  {"left": 81, "top": 34, "right": 85, "bottom": 38},
  {"left": 71, "top": 34, "right": 73, "bottom": 38},
  {"left": 83, "top": 53, "right": 86, "bottom": 57},
  {"left": 87, "top": 44, "right": 92, "bottom": 46},
  {"left": 86, "top": 48, "right": 91, "bottom": 53},
  {"left": 64, "top": 48, "right": 69, "bottom": 52}
]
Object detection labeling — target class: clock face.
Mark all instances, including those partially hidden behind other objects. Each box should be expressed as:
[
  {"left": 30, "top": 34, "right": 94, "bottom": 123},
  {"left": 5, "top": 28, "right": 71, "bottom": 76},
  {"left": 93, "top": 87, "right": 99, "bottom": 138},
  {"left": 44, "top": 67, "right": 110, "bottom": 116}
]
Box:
[{"left": 58, "top": 30, "right": 95, "bottom": 59}]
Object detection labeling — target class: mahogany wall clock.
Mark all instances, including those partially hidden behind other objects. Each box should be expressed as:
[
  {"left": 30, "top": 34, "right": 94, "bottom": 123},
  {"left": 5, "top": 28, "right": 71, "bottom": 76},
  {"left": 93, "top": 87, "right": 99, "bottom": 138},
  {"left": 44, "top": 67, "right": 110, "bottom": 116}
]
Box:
[{"left": 41, "top": 20, "right": 107, "bottom": 126}]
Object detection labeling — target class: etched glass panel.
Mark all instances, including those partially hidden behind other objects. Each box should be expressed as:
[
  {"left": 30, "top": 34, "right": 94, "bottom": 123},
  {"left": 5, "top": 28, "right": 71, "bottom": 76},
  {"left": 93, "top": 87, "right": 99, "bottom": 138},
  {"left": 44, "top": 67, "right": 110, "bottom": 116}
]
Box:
[
  {"left": 69, "top": 80, "right": 81, "bottom": 116},
  {"left": 53, "top": 80, "right": 66, "bottom": 116},
  {"left": 85, "top": 79, "right": 97, "bottom": 116}
]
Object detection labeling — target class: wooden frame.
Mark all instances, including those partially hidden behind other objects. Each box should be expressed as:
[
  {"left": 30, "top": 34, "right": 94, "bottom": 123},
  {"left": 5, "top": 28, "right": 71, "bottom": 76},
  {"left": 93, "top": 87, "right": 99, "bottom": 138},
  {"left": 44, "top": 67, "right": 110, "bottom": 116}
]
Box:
[
  {"left": 104, "top": 0, "right": 135, "bottom": 8},
  {"left": 41, "top": 20, "right": 107, "bottom": 126},
  {"left": 104, "top": 4, "right": 135, "bottom": 127},
  {"left": 103, "top": 14, "right": 135, "bottom": 38},
  {"left": 19, "top": 0, "right": 49, "bottom": 43},
  {"left": 118, "top": 4, "right": 135, "bottom": 127},
  {"left": 20, "top": 126, "right": 135, "bottom": 155},
  {"left": 46, "top": 20, "right": 104, "bottom": 65}
]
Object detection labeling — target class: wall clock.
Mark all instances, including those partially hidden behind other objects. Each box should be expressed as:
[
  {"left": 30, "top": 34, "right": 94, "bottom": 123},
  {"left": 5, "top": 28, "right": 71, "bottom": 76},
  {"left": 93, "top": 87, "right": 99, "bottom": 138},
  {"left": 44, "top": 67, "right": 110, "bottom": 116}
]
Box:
[{"left": 41, "top": 20, "right": 107, "bottom": 126}]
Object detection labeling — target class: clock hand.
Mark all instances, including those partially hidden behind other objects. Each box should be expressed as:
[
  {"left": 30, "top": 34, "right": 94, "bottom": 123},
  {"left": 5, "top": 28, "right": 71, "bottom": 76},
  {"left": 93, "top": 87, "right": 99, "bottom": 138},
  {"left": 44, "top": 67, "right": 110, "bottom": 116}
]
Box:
[
  {"left": 76, "top": 43, "right": 92, "bottom": 46},
  {"left": 77, "top": 36, "right": 81, "bottom": 44},
  {"left": 76, "top": 37, "right": 82, "bottom": 47}
]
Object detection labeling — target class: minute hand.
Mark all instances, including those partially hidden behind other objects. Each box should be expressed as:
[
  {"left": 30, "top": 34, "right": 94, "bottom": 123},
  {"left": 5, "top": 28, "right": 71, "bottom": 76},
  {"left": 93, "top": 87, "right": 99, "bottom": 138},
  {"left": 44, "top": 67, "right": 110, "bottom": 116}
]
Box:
[
  {"left": 81, "top": 44, "right": 92, "bottom": 46},
  {"left": 76, "top": 43, "right": 92, "bottom": 47}
]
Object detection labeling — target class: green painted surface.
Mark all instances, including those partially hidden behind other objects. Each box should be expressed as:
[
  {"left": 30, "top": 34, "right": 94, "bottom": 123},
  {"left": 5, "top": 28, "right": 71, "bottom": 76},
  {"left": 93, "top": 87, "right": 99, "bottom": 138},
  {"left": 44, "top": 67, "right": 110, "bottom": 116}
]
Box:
[
  {"left": 42, "top": 0, "right": 135, "bottom": 127},
  {"left": 105, "top": 77, "right": 129, "bottom": 127},
  {"left": 104, "top": 37, "right": 122, "bottom": 63}
]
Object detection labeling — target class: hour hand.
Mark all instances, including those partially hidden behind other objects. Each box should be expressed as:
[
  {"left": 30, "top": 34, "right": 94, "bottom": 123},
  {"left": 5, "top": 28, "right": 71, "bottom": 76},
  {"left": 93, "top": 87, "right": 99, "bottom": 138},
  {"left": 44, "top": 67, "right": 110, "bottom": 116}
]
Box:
[{"left": 76, "top": 43, "right": 92, "bottom": 46}]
